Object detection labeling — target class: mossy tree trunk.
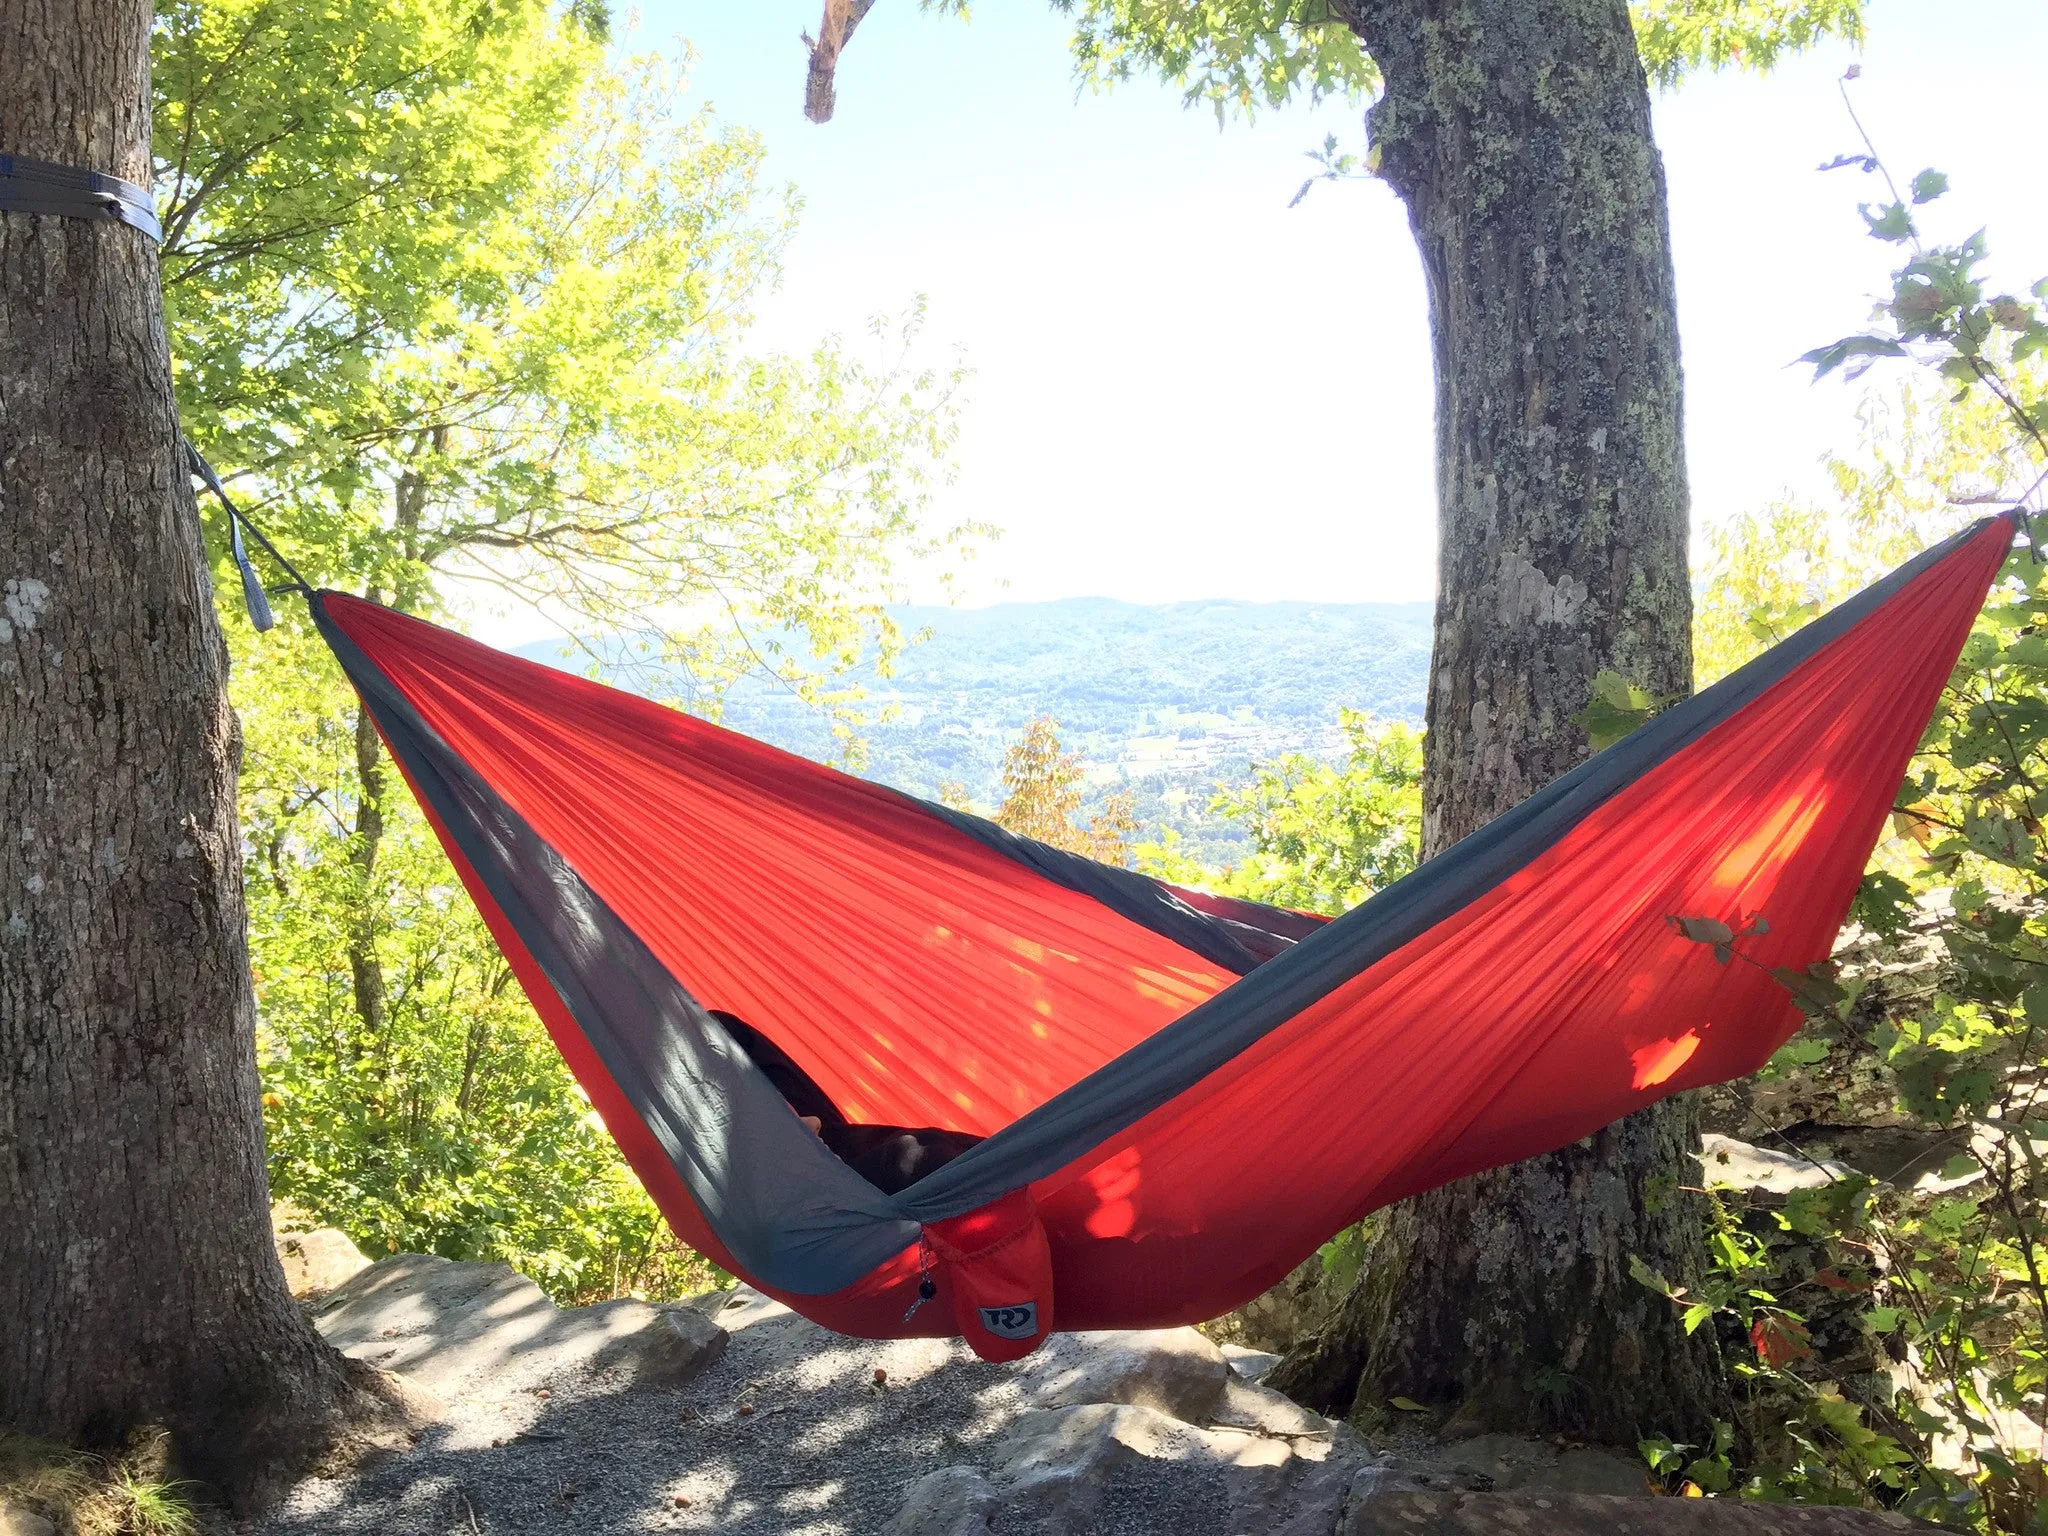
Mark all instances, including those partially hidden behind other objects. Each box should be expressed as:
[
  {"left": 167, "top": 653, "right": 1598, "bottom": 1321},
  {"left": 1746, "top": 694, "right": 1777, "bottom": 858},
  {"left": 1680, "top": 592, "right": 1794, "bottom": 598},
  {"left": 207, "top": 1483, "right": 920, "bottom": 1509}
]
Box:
[
  {"left": 1265, "top": 0, "right": 1725, "bottom": 1443},
  {"left": 0, "top": 0, "right": 397, "bottom": 1502}
]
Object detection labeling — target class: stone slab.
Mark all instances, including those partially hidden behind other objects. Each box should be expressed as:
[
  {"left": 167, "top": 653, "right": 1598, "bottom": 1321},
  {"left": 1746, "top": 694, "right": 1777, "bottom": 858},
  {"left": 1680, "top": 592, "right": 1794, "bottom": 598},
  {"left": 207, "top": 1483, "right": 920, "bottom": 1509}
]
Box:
[
  {"left": 311, "top": 1253, "right": 725, "bottom": 1400},
  {"left": 1346, "top": 1488, "right": 1943, "bottom": 1534}
]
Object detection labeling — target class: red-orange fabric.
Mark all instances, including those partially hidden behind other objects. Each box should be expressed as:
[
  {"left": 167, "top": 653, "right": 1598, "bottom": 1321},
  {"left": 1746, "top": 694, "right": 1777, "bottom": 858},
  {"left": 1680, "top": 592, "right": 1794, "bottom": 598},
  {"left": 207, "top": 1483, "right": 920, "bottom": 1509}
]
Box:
[
  {"left": 329, "top": 598, "right": 1235, "bottom": 1138},
  {"left": 322, "top": 516, "right": 2009, "bottom": 1337}
]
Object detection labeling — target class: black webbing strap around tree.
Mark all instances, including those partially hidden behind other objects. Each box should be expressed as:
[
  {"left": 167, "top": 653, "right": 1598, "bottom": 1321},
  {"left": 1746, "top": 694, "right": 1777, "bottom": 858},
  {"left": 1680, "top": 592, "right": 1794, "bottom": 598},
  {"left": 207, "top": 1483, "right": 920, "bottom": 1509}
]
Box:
[
  {"left": 2, "top": 150, "right": 304, "bottom": 631},
  {"left": 0, "top": 152, "right": 161, "bottom": 243}
]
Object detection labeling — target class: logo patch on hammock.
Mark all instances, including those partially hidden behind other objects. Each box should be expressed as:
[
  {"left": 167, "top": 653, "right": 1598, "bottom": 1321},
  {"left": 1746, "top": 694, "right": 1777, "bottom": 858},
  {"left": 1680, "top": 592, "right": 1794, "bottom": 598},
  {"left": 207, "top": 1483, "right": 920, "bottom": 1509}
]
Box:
[{"left": 978, "top": 1302, "right": 1039, "bottom": 1340}]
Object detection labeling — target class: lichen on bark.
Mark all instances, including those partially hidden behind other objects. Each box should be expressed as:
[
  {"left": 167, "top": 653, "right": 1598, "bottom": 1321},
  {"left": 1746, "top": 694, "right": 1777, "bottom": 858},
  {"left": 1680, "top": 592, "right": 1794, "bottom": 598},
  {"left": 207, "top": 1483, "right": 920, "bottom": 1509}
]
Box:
[
  {"left": 1268, "top": 0, "right": 1723, "bottom": 1442},
  {"left": 0, "top": 0, "right": 412, "bottom": 1504}
]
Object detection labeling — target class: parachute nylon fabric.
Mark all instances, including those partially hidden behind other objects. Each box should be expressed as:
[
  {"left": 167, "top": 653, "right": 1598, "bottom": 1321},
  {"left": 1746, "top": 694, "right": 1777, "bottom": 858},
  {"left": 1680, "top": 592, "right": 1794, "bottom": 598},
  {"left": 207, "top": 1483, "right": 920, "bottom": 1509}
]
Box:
[{"left": 310, "top": 513, "right": 2013, "bottom": 1337}]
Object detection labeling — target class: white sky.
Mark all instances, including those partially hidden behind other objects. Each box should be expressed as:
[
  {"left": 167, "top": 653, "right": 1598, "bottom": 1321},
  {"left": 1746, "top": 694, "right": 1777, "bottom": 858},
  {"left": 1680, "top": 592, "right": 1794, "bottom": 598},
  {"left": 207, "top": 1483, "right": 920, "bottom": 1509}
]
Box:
[{"left": 467, "top": 1, "right": 2048, "bottom": 641}]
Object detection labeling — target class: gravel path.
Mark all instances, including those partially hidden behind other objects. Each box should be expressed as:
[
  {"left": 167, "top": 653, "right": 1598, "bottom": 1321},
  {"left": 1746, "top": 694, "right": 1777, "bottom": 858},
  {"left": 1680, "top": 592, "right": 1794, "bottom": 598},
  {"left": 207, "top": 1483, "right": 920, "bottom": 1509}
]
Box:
[
  {"left": 251, "top": 1287, "right": 1366, "bottom": 1536},
  {"left": 255, "top": 1290, "right": 1022, "bottom": 1534},
  {"left": 247, "top": 1262, "right": 1685, "bottom": 1536}
]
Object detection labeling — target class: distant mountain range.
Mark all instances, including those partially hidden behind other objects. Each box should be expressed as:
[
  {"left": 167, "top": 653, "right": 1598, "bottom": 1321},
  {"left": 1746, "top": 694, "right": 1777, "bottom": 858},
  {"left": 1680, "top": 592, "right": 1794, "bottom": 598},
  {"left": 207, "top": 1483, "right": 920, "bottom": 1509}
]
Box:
[{"left": 514, "top": 596, "right": 1433, "bottom": 865}]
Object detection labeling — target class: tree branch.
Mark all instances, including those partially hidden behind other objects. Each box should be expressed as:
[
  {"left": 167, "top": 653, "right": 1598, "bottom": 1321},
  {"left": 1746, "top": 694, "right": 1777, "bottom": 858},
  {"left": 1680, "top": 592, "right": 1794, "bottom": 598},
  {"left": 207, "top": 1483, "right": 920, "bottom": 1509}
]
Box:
[{"left": 802, "top": 0, "right": 879, "bottom": 124}]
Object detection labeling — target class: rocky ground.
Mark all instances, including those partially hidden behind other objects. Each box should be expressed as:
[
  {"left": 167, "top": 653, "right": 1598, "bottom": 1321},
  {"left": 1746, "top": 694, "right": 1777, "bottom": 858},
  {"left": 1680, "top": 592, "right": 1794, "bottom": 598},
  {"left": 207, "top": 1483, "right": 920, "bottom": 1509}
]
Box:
[{"left": 226, "top": 1242, "right": 1939, "bottom": 1536}]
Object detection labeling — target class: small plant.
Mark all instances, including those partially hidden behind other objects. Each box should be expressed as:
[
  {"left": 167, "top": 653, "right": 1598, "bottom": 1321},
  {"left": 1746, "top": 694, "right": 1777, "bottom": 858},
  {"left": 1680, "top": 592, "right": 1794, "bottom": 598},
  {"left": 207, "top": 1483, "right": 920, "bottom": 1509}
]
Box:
[
  {"left": 1630, "top": 78, "right": 2048, "bottom": 1531},
  {"left": 107, "top": 1463, "right": 200, "bottom": 1536},
  {"left": 1317, "top": 1222, "right": 1371, "bottom": 1294},
  {"left": 0, "top": 1429, "right": 201, "bottom": 1536},
  {"left": 1641, "top": 1418, "right": 1738, "bottom": 1496}
]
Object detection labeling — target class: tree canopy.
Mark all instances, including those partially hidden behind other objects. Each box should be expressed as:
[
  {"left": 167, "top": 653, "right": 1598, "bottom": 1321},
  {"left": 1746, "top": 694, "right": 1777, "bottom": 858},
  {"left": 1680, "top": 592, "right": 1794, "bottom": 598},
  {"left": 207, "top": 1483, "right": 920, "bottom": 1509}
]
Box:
[
  {"left": 162, "top": 5, "right": 966, "bottom": 694},
  {"left": 152, "top": 1, "right": 974, "bottom": 1301},
  {"left": 1038, "top": 0, "right": 1866, "bottom": 116}
]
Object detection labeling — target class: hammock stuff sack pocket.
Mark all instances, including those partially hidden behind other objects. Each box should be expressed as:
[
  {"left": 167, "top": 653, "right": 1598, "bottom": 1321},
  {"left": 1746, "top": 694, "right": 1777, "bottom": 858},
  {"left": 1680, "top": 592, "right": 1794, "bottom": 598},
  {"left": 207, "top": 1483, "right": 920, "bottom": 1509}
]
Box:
[
  {"left": 308, "top": 513, "right": 2020, "bottom": 1361},
  {"left": 930, "top": 1188, "right": 1055, "bottom": 1362}
]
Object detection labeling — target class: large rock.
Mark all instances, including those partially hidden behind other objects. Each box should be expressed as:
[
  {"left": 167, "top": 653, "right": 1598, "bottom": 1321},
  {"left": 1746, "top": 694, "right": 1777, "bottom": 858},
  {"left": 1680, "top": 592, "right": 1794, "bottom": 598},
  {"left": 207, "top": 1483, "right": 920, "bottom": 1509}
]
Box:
[
  {"left": 572, "top": 1298, "right": 730, "bottom": 1386},
  {"left": 1223, "top": 1343, "right": 1282, "bottom": 1382},
  {"left": 882, "top": 1466, "right": 997, "bottom": 1536},
  {"left": 312, "top": 1253, "right": 725, "bottom": 1400},
  {"left": 0, "top": 1504, "right": 55, "bottom": 1536},
  {"left": 1344, "top": 1487, "right": 1943, "bottom": 1534},
  {"left": 1699, "top": 1134, "right": 1854, "bottom": 1194},
  {"left": 1375, "top": 1433, "right": 1648, "bottom": 1497},
  {"left": 866, "top": 1327, "right": 1359, "bottom": 1536},
  {"left": 274, "top": 1226, "right": 370, "bottom": 1297},
  {"left": 1015, "top": 1326, "right": 1231, "bottom": 1421},
  {"left": 994, "top": 1401, "right": 1294, "bottom": 1525},
  {"left": 1216, "top": 1250, "right": 1336, "bottom": 1352},
  {"left": 1213, "top": 1376, "right": 1339, "bottom": 1440}
]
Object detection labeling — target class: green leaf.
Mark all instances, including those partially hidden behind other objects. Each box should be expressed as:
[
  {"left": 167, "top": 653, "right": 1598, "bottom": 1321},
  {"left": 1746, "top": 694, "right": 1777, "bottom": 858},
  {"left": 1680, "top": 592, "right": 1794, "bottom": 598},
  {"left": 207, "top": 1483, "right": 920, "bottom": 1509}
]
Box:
[
  {"left": 1686, "top": 1456, "right": 1734, "bottom": 1493},
  {"left": 1773, "top": 1037, "right": 1831, "bottom": 1067},
  {"left": 1389, "top": 1396, "right": 1430, "bottom": 1413},
  {"left": 1638, "top": 1436, "right": 1683, "bottom": 1473},
  {"left": 1988, "top": 296, "right": 2035, "bottom": 331},
  {"left": 1771, "top": 963, "right": 1848, "bottom": 1017},
  {"left": 1316, "top": 1224, "right": 1368, "bottom": 1292},
  {"left": 1888, "top": 278, "right": 1949, "bottom": 331},
  {"left": 1862, "top": 201, "right": 1916, "bottom": 242},
  {"left": 1910, "top": 168, "right": 1950, "bottom": 204},
  {"left": 1851, "top": 870, "right": 1914, "bottom": 938},
  {"left": 1669, "top": 914, "right": 1736, "bottom": 946},
  {"left": 1963, "top": 807, "right": 2033, "bottom": 866},
  {"left": 1895, "top": 1400, "right": 1949, "bottom": 1436},
  {"left": 1630, "top": 1253, "right": 1677, "bottom": 1297},
  {"left": 1798, "top": 334, "right": 1907, "bottom": 380},
  {"left": 1578, "top": 670, "right": 1670, "bottom": 749}
]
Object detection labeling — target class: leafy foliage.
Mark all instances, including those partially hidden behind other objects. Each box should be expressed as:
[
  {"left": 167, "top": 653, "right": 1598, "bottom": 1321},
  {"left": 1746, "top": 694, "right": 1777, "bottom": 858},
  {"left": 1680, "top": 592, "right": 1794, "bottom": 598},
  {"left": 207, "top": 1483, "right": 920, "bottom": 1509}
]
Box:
[
  {"left": 1693, "top": 383, "right": 2027, "bottom": 689},
  {"left": 161, "top": 10, "right": 961, "bottom": 1299},
  {"left": 996, "top": 717, "right": 1138, "bottom": 863},
  {"left": 1052, "top": 0, "right": 1375, "bottom": 119},
  {"left": 1633, "top": 0, "right": 1864, "bottom": 89},
  {"left": 1633, "top": 145, "right": 2048, "bottom": 1527},
  {"left": 1038, "top": 0, "right": 1863, "bottom": 121},
  {"left": 155, "top": 0, "right": 595, "bottom": 481},
  {"left": 165, "top": 18, "right": 967, "bottom": 701},
  {"left": 1137, "top": 710, "right": 1422, "bottom": 915}
]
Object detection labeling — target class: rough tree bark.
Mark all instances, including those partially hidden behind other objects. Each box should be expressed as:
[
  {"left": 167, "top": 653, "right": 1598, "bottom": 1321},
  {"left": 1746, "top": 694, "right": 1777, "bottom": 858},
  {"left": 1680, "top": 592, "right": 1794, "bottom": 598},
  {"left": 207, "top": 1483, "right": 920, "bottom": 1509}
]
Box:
[
  {"left": 0, "top": 0, "right": 407, "bottom": 1502},
  {"left": 348, "top": 700, "right": 391, "bottom": 1038},
  {"left": 1264, "top": 0, "right": 1725, "bottom": 1442},
  {"left": 804, "top": 0, "right": 881, "bottom": 123}
]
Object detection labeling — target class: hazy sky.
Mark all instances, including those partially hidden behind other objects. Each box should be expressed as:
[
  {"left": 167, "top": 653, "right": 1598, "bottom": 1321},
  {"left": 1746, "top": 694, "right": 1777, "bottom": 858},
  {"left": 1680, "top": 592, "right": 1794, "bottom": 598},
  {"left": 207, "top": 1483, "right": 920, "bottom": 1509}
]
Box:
[{"left": 484, "top": 2, "right": 2048, "bottom": 633}]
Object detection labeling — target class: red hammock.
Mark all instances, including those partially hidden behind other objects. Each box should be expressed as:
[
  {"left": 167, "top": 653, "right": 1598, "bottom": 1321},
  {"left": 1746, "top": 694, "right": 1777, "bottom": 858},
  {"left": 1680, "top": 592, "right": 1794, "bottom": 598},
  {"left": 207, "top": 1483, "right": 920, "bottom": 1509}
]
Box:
[{"left": 310, "top": 515, "right": 2013, "bottom": 1360}]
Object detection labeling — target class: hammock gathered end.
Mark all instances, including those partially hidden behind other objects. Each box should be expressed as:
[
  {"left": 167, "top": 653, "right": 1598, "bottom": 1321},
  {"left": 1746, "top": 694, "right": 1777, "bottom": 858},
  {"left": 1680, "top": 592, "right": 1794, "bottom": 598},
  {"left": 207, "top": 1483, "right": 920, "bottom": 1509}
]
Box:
[{"left": 310, "top": 514, "right": 2016, "bottom": 1362}]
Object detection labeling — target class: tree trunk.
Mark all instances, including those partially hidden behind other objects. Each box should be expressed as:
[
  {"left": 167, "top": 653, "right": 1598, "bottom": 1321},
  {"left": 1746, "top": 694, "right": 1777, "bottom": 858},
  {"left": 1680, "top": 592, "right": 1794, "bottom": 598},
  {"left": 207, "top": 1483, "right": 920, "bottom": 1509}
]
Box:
[
  {"left": 0, "top": 0, "right": 401, "bottom": 1502},
  {"left": 348, "top": 700, "right": 391, "bottom": 1038},
  {"left": 1266, "top": 0, "right": 1724, "bottom": 1443}
]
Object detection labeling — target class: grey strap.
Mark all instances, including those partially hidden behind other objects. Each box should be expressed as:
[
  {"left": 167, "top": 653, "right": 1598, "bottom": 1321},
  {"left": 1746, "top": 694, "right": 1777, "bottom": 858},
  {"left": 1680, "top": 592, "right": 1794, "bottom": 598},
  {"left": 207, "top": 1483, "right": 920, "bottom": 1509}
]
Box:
[
  {"left": 0, "top": 152, "right": 162, "bottom": 244},
  {"left": 186, "top": 443, "right": 316, "bottom": 632}
]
